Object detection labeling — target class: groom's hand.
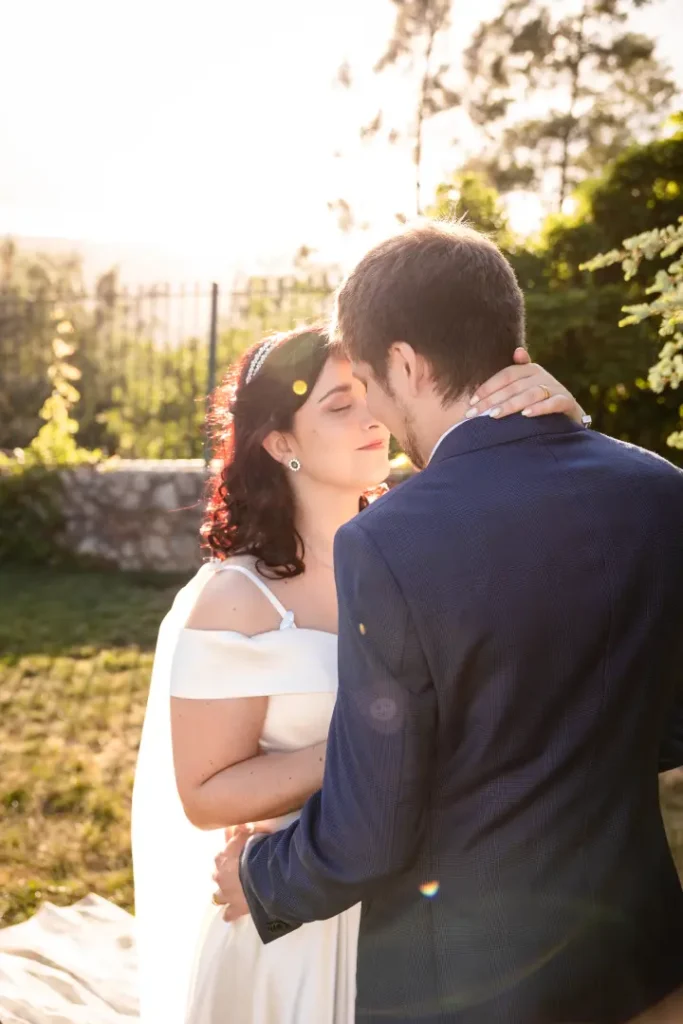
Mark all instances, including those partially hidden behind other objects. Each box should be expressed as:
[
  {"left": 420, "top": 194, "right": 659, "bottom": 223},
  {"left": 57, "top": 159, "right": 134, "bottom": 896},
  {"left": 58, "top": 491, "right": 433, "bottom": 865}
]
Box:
[{"left": 212, "top": 828, "right": 251, "bottom": 922}]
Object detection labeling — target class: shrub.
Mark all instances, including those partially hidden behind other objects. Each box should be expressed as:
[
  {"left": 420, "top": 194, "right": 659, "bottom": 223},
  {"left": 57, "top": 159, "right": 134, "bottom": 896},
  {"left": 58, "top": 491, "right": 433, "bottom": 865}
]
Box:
[{"left": 0, "top": 311, "right": 103, "bottom": 565}]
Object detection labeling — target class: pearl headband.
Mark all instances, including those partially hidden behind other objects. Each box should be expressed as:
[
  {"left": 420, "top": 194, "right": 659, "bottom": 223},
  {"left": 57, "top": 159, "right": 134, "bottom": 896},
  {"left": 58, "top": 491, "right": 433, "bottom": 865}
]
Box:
[{"left": 245, "top": 338, "right": 277, "bottom": 385}]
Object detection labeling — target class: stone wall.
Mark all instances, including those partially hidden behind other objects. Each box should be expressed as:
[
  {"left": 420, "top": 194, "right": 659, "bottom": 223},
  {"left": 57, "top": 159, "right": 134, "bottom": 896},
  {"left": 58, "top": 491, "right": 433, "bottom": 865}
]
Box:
[
  {"left": 59, "top": 460, "right": 207, "bottom": 572},
  {"left": 56, "top": 459, "right": 414, "bottom": 573}
]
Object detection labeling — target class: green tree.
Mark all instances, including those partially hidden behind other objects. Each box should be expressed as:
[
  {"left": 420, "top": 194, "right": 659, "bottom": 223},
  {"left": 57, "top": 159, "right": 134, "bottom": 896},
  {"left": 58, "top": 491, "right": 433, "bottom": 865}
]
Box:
[
  {"left": 359, "top": 0, "right": 459, "bottom": 216},
  {"left": 426, "top": 169, "right": 514, "bottom": 247},
  {"left": 514, "top": 126, "right": 683, "bottom": 456},
  {"left": 464, "top": 0, "right": 677, "bottom": 210}
]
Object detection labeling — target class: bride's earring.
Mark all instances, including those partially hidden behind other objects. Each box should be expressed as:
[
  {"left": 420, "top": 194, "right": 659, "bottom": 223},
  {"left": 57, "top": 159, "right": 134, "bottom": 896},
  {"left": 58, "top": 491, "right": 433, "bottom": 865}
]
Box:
[{"left": 288, "top": 458, "right": 301, "bottom": 472}]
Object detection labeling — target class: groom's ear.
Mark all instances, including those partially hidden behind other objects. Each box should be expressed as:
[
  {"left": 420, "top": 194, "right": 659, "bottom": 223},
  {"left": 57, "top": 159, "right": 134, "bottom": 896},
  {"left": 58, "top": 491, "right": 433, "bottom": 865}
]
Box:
[{"left": 390, "top": 342, "right": 425, "bottom": 397}]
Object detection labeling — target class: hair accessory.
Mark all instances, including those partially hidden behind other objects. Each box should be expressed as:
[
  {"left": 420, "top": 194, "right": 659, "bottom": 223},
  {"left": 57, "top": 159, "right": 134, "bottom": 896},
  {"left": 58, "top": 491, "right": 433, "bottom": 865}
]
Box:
[{"left": 245, "top": 339, "right": 277, "bottom": 385}]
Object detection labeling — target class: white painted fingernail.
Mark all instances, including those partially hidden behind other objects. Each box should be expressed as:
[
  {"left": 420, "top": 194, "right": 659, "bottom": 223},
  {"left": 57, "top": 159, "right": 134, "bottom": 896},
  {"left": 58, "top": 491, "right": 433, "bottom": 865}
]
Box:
[
  {"left": 490, "top": 407, "right": 501, "bottom": 418},
  {"left": 469, "top": 395, "right": 479, "bottom": 406},
  {"left": 465, "top": 408, "right": 478, "bottom": 418},
  {"left": 522, "top": 408, "right": 533, "bottom": 417}
]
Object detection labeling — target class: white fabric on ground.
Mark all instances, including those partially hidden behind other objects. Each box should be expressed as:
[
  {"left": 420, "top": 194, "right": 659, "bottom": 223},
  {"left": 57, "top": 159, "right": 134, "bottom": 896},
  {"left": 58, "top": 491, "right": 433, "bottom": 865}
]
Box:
[{"left": 0, "top": 894, "right": 138, "bottom": 1023}]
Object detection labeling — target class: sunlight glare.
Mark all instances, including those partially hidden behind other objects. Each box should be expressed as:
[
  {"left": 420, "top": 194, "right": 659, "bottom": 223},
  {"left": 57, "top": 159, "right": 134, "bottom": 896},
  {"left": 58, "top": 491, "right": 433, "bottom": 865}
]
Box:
[{"left": 505, "top": 192, "right": 545, "bottom": 238}]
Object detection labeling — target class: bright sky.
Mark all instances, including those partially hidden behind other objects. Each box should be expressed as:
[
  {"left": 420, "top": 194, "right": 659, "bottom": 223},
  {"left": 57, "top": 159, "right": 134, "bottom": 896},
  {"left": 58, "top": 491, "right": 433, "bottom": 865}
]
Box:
[{"left": 1, "top": 0, "right": 681, "bottom": 278}]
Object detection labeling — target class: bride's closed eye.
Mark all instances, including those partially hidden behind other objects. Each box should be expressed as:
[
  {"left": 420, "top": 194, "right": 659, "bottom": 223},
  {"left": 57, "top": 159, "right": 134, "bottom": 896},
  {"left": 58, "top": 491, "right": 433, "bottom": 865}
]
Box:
[{"left": 329, "top": 404, "right": 352, "bottom": 414}]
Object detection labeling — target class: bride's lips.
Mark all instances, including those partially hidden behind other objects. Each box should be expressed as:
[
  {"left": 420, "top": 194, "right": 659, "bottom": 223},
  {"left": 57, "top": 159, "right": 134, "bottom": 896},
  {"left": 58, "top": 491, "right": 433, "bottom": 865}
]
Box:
[{"left": 358, "top": 440, "right": 386, "bottom": 451}]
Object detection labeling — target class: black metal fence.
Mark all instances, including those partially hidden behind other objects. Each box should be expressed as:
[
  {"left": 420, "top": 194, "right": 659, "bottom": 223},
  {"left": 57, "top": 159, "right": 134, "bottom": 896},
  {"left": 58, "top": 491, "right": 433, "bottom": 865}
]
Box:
[{"left": 0, "top": 273, "right": 338, "bottom": 459}]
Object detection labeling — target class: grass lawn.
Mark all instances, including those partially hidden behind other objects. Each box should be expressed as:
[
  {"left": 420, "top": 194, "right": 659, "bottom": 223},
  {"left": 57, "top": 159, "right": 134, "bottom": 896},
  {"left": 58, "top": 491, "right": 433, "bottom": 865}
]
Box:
[
  {"left": 0, "top": 568, "right": 186, "bottom": 927},
  {"left": 0, "top": 568, "right": 681, "bottom": 930}
]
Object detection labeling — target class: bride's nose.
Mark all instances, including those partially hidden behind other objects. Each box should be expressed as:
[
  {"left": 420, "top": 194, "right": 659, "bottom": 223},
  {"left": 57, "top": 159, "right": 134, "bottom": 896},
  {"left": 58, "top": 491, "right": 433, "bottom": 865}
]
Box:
[{"left": 358, "top": 404, "right": 382, "bottom": 432}]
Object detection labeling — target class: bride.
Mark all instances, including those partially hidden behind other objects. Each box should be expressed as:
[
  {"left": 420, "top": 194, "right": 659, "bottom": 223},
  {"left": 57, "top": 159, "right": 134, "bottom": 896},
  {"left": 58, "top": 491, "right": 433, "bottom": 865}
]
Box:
[{"left": 131, "top": 324, "right": 587, "bottom": 1024}]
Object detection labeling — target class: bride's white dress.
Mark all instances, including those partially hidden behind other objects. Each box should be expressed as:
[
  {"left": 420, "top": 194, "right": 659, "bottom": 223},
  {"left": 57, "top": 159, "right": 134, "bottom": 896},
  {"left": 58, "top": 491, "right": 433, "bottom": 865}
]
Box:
[{"left": 132, "top": 559, "right": 359, "bottom": 1024}]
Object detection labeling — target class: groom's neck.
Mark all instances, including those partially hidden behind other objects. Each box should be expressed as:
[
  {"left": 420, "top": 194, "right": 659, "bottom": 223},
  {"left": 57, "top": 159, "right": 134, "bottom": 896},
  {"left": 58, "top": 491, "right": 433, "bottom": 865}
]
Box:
[{"left": 418, "top": 395, "right": 471, "bottom": 464}]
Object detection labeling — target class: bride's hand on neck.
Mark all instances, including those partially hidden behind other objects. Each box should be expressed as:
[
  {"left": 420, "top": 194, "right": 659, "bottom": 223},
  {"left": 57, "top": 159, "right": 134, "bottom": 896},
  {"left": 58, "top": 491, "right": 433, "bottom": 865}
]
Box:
[{"left": 467, "top": 348, "right": 587, "bottom": 425}]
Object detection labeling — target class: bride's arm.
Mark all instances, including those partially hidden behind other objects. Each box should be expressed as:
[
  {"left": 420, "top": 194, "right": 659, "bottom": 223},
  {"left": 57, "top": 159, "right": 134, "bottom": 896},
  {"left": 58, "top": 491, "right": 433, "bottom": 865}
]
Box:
[
  {"left": 170, "top": 569, "right": 327, "bottom": 831},
  {"left": 172, "top": 697, "right": 326, "bottom": 830}
]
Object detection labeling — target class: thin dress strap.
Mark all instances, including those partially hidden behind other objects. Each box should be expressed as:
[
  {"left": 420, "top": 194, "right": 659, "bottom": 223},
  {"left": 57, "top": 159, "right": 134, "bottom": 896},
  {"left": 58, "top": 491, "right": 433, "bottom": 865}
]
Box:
[{"left": 213, "top": 563, "right": 294, "bottom": 627}]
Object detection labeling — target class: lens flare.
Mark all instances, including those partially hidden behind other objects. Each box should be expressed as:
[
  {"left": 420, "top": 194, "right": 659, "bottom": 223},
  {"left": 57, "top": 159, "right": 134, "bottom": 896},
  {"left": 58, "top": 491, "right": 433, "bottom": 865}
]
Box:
[
  {"left": 292, "top": 380, "right": 308, "bottom": 396},
  {"left": 419, "top": 881, "right": 440, "bottom": 898}
]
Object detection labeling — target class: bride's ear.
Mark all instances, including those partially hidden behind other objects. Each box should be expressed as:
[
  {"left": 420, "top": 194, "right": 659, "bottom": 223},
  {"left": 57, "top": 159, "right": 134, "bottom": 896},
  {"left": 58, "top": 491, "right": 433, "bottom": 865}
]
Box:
[{"left": 262, "top": 430, "right": 294, "bottom": 468}]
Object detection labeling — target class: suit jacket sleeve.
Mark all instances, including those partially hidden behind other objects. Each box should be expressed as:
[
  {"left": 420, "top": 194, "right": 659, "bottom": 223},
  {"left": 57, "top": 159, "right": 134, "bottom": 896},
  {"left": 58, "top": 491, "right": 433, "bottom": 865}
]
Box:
[{"left": 239, "top": 516, "right": 437, "bottom": 943}]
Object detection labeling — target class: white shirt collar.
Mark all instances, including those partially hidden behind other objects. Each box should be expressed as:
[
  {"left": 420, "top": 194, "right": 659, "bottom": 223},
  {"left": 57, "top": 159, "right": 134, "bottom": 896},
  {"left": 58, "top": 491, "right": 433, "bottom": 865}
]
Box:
[{"left": 428, "top": 410, "right": 493, "bottom": 465}]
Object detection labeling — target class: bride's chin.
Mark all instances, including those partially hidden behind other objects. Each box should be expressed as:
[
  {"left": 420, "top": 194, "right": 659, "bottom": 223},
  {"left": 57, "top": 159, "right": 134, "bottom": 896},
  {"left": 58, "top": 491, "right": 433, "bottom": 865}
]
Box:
[
  {"left": 338, "top": 457, "right": 392, "bottom": 495},
  {"left": 359, "top": 463, "right": 392, "bottom": 489}
]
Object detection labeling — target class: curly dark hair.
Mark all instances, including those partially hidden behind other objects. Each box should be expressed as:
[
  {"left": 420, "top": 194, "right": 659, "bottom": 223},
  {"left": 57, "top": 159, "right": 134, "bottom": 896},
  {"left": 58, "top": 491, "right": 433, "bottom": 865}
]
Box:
[{"left": 201, "top": 325, "right": 378, "bottom": 579}]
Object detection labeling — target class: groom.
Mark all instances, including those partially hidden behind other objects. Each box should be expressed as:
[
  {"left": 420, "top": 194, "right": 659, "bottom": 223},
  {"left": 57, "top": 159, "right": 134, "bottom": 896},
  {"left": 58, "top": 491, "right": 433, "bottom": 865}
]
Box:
[{"left": 214, "top": 222, "right": 683, "bottom": 1022}]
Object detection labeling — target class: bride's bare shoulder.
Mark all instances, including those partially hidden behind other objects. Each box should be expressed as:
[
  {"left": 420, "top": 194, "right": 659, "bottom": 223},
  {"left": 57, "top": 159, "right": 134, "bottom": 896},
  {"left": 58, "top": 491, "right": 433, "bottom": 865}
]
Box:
[{"left": 183, "top": 558, "right": 282, "bottom": 636}]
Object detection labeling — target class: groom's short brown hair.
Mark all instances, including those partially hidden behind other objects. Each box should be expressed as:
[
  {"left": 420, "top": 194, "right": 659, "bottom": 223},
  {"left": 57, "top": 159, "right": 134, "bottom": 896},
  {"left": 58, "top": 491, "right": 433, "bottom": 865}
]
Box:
[{"left": 332, "top": 221, "right": 525, "bottom": 403}]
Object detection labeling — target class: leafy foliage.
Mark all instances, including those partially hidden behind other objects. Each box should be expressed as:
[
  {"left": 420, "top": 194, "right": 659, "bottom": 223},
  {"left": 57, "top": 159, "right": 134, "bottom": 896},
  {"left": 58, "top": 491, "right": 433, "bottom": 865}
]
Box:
[
  {"left": 582, "top": 216, "right": 683, "bottom": 447},
  {"left": 515, "top": 128, "right": 683, "bottom": 456},
  {"left": 463, "top": 0, "right": 677, "bottom": 209},
  {"left": 426, "top": 170, "right": 515, "bottom": 248},
  {"left": 29, "top": 318, "right": 101, "bottom": 468},
  {"left": 0, "top": 465, "right": 67, "bottom": 566},
  {"left": 0, "top": 311, "right": 102, "bottom": 565},
  {"left": 0, "top": 241, "right": 86, "bottom": 449}
]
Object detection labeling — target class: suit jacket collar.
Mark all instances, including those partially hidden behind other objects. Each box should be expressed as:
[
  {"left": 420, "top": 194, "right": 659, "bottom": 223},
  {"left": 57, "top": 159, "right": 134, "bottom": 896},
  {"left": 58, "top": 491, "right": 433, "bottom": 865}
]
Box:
[{"left": 428, "top": 413, "right": 584, "bottom": 466}]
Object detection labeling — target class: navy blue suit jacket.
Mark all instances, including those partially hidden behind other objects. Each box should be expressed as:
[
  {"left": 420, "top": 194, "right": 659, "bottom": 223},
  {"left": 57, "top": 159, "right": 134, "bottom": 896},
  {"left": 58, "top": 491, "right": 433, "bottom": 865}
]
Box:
[{"left": 240, "top": 414, "right": 683, "bottom": 1023}]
